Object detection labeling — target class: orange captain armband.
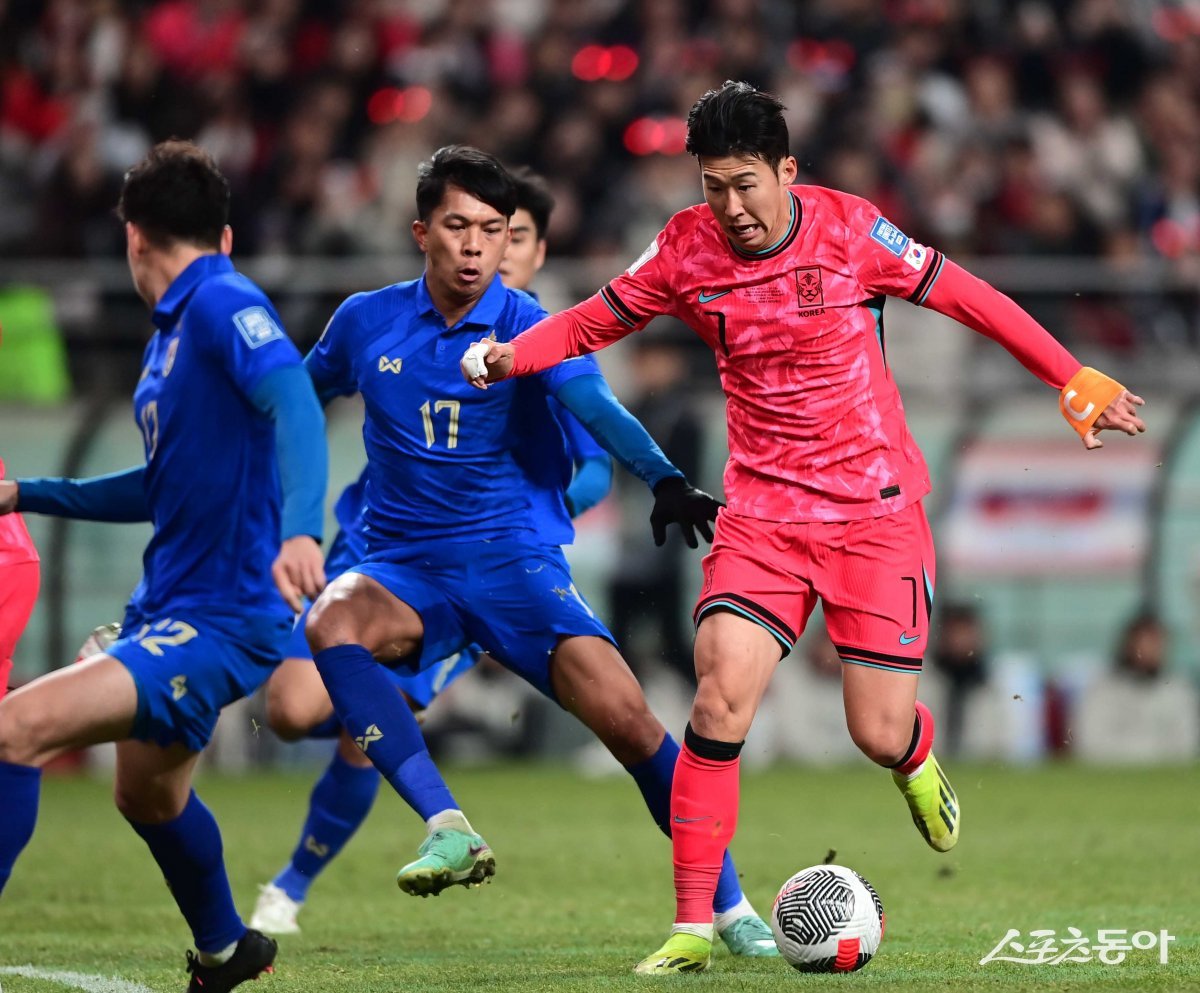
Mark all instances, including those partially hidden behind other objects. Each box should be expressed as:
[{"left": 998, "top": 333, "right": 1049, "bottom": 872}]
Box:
[{"left": 1059, "top": 366, "right": 1125, "bottom": 438}]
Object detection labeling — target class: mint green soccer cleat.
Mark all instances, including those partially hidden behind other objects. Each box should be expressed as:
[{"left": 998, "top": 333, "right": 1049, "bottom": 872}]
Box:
[
  {"left": 634, "top": 933, "right": 712, "bottom": 975},
  {"left": 718, "top": 914, "right": 780, "bottom": 957},
  {"left": 395, "top": 828, "right": 495, "bottom": 897},
  {"left": 892, "top": 751, "right": 960, "bottom": 852}
]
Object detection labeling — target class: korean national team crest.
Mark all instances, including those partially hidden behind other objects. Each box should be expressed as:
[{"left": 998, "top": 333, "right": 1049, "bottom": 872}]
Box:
[{"left": 795, "top": 267, "right": 824, "bottom": 316}]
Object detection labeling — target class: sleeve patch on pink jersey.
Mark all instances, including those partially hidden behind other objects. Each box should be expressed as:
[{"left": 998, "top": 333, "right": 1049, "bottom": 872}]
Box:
[
  {"left": 869, "top": 217, "right": 909, "bottom": 256},
  {"left": 627, "top": 236, "right": 660, "bottom": 275},
  {"left": 902, "top": 241, "right": 928, "bottom": 271}
]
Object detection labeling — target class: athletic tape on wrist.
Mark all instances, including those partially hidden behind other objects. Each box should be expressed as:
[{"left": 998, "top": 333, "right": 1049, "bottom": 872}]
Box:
[{"left": 1059, "top": 366, "right": 1125, "bottom": 438}]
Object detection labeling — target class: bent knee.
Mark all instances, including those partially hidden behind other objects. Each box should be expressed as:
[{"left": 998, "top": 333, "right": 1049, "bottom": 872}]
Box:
[
  {"left": 113, "top": 783, "right": 188, "bottom": 824},
  {"left": 304, "top": 594, "right": 356, "bottom": 655},
  {"left": 265, "top": 689, "right": 329, "bottom": 741},
  {"left": 689, "top": 679, "right": 752, "bottom": 743},
  {"left": 0, "top": 699, "right": 51, "bottom": 766},
  {"left": 848, "top": 720, "right": 912, "bottom": 767},
  {"left": 304, "top": 583, "right": 421, "bottom": 660}
]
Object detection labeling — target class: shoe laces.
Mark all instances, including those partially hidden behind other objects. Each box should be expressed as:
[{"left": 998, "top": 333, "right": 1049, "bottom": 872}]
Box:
[
  {"left": 421, "top": 828, "right": 457, "bottom": 851},
  {"left": 185, "top": 950, "right": 201, "bottom": 976}
]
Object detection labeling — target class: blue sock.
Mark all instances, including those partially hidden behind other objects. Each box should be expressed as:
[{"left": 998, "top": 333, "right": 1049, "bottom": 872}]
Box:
[
  {"left": 273, "top": 751, "right": 380, "bottom": 902},
  {"left": 313, "top": 644, "right": 458, "bottom": 822},
  {"left": 126, "top": 791, "right": 246, "bottom": 953},
  {"left": 305, "top": 713, "right": 342, "bottom": 739},
  {"left": 624, "top": 733, "right": 745, "bottom": 914},
  {"left": 0, "top": 760, "right": 41, "bottom": 895}
]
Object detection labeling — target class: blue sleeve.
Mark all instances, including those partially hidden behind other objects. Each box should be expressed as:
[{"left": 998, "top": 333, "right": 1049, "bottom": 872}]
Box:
[
  {"left": 558, "top": 405, "right": 609, "bottom": 464},
  {"left": 553, "top": 374, "right": 683, "bottom": 490},
  {"left": 248, "top": 365, "right": 328, "bottom": 541},
  {"left": 305, "top": 295, "right": 363, "bottom": 403},
  {"left": 18, "top": 466, "right": 150, "bottom": 522},
  {"left": 556, "top": 406, "right": 612, "bottom": 516},
  {"left": 565, "top": 454, "right": 613, "bottom": 517},
  {"left": 191, "top": 277, "right": 304, "bottom": 397}
]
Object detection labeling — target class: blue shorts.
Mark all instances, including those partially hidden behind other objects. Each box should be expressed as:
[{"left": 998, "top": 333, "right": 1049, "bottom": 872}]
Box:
[
  {"left": 109, "top": 606, "right": 290, "bottom": 752},
  {"left": 400, "top": 644, "right": 481, "bottom": 709},
  {"left": 352, "top": 537, "right": 613, "bottom": 700}
]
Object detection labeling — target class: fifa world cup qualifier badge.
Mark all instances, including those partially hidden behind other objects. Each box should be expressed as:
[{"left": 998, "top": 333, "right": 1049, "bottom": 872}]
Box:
[{"left": 795, "top": 267, "right": 825, "bottom": 317}]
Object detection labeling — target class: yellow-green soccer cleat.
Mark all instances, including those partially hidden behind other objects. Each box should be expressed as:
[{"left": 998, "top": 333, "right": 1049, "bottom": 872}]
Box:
[
  {"left": 395, "top": 828, "right": 495, "bottom": 897},
  {"left": 634, "top": 933, "right": 713, "bottom": 975},
  {"left": 893, "top": 751, "right": 960, "bottom": 852}
]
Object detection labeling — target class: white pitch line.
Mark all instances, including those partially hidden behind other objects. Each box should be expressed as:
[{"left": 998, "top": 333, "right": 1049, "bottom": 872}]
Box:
[{"left": 0, "top": 966, "right": 157, "bottom": 993}]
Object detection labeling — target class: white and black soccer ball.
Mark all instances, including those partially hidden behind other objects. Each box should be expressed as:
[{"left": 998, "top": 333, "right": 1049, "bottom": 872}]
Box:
[{"left": 770, "top": 864, "right": 885, "bottom": 972}]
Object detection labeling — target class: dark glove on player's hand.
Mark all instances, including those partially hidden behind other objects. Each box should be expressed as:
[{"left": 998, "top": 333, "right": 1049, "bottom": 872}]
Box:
[{"left": 650, "top": 476, "right": 722, "bottom": 549}]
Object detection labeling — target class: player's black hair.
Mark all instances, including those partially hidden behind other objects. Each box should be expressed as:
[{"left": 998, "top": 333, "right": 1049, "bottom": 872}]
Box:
[
  {"left": 685, "top": 80, "right": 790, "bottom": 169},
  {"left": 508, "top": 166, "right": 555, "bottom": 240},
  {"left": 416, "top": 145, "right": 517, "bottom": 222},
  {"left": 116, "top": 139, "right": 229, "bottom": 249}
]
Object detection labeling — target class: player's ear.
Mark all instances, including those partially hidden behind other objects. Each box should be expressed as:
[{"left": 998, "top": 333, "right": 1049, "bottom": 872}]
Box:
[
  {"left": 412, "top": 218, "right": 428, "bottom": 253},
  {"left": 125, "top": 221, "right": 147, "bottom": 258},
  {"left": 778, "top": 155, "right": 798, "bottom": 186},
  {"left": 533, "top": 238, "right": 547, "bottom": 272},
  {"left": 220, "top": 225, "right": 233, "bottom": 256}
]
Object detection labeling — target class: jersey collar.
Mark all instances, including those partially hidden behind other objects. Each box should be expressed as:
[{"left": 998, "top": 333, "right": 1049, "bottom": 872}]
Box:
[
  {"left": 416, "top": 271, "right": 509, "bottom": 331},
  {"left": 727, "top": 190, "right": 802, "bottom": 262},
  {"left": 152, "top": 254, "right": 234, "bottom": 331}
]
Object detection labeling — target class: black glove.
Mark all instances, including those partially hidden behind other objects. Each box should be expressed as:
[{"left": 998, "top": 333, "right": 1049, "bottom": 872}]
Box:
[{"left": 650, "top": 476, "right": 722, "bottom": 548}]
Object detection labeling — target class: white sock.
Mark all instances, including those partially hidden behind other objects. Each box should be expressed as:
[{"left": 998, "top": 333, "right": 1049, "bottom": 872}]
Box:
[
  {"left": 671, "top": 922, "right": 714, "bottom": 942},
  {"left": 426, "top": 808, "right": 473, "bottom": 835},
  {"left": 900, "top": 759, "right": 926, "bottom": 781},
  {"left": 714, "top": 895, "right": 757, "bottom": 934},
  {"left": 196, "top": 940, "right": 238, "bottom": 967}
]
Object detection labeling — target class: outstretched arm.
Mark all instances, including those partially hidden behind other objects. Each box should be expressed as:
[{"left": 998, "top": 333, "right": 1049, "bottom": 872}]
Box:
[
  {"left": 923, "top": 260, "right": 1145, "bottom": 449},
  {"left": 1, "top": 466, "right": 150, "bottom": 521},
  {"left": 463, "top": 291, "right": 643, "bottom": 387}
]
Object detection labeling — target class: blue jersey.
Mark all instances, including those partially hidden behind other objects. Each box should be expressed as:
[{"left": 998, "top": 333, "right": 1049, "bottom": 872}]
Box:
[
  {"left": 131, "top": 254, "right": 303, "bottom": 616},
  {"left": 306, "top": 274, "right": 599, "bottom": 547},
  {"left": 324, "top": 401, "right": 604, "bottom": 573}
]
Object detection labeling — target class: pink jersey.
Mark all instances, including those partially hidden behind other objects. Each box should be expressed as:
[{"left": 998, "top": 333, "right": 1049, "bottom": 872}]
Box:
[
  {"left": 0, "top": 456, "right": 38, "bottom": 567},
  {"left": 511, "top": 185, "right": 1080, "bottom": 524},
  {"left": 606, "top": 186, "right": 952, "bottom": 521}
]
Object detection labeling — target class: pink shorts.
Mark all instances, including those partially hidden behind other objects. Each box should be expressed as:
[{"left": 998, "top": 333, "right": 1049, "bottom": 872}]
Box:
[
  {"left": 0, "top": 559, "right": 40, "bottom": 699},
  {"left": 694, "top": 503, "right": 935, "bottom": 672}
]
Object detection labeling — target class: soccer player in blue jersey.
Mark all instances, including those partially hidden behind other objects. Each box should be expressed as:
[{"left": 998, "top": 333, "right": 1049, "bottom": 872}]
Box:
[
  {"left": 302, "top": 145, "right": 778, "bottom": 956},
  {"left": 0, "top": 141, "right": 327, "bottom": 993},
  {"left": 247, "top": 167, "right": 615, "bottom": 935}
]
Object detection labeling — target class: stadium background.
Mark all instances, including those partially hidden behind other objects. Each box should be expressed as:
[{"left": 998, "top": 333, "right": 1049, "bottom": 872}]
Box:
[{"left": 2, "top": 0, "right": 1199, "bottom": 768}]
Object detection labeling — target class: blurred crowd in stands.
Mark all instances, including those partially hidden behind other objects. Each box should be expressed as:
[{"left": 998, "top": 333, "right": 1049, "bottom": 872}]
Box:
[{"left": 2, "top": 0, "right": 1198, "bottom": 267}]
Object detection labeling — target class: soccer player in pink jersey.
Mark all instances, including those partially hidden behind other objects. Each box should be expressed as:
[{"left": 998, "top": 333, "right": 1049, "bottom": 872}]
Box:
[{"left": 462, "top": 81, "right": 1147, "bottom": 975}]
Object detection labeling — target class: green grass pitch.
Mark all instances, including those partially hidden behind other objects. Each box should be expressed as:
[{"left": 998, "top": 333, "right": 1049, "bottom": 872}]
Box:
[{"left": 1, "top": 762, "right": 1196, "bottom": 992}]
